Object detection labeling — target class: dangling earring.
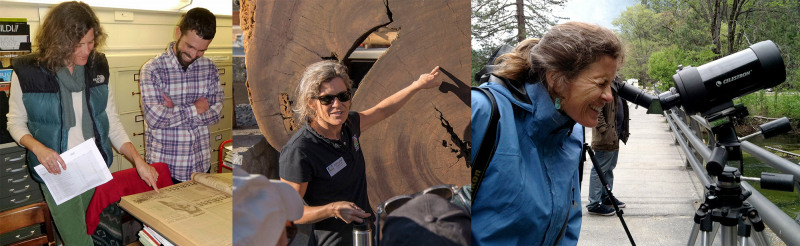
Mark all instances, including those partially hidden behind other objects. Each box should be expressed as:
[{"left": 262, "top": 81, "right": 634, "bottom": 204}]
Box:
[{"left": 555, "top": 98, "right": 562, "bottom": 110}]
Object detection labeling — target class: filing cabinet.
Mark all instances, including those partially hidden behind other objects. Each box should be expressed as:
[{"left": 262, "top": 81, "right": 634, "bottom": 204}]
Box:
[
  {"left": 116, "top": 69, "right": 143, "bottom": 114},
  {"left": 0, "top": 224, "right": 44, "bottom": 245},
  {"left": 119, "top": 113, "right": 146, "bottom": 150},
  {"left": 116, "top": 149, "right": 145, "bottom": 172},
  {"left": 209, "top": 130, "right": 232, "bottom": 172},
  {"left": 208, "top": 98, "right": 234, "bottom": 133},
  {"left": 0, "top": 143, "right": 43, "bottom": 212}
]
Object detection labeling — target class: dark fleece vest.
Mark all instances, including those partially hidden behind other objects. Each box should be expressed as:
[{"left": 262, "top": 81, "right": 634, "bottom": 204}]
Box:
[{"left": 12, "top": 53, "right": 113, "bottom": 183}]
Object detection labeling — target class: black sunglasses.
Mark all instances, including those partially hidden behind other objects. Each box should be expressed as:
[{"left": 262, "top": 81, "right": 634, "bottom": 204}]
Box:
[
  {"left": 314, "top": 90, "right": 351, "bottom": 105},
  {"left": 374, "top": 185, "right": 471, "bottom": 246}
]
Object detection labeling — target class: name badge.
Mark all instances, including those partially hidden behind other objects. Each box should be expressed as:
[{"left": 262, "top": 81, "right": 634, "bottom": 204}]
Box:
[
  {"left": 353, "top": 135, "right": 360, "bottom": 151},
  {"left": 326, "top": 157, "right": 347, "bottom": 177}
]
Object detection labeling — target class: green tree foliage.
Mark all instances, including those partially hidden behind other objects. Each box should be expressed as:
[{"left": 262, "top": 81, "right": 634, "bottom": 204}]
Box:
[
  {"left": 647, "top": 45, "right": 715, "bottom": 91},
  {"left": 613, "top": 4, "right": 664, "bottom": 88}
]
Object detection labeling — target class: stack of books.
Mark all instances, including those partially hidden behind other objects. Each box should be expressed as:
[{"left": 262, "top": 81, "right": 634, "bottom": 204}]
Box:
[
  {"left": 0, "top": 18, "right": 31, "bottom": 70},
  {"left": 138, "top": 225, "right": 175, "bottom": 246}
]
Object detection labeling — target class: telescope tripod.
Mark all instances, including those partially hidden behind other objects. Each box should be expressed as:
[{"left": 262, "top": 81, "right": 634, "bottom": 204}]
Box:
[{"left": 686, "top": 104, "right": 775, "bottom": 246}]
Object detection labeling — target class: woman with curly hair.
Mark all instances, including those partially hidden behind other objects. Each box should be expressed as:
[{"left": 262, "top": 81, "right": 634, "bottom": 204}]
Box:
[{"left": 7, "top": 1, "right": 159, "bottom": 244}]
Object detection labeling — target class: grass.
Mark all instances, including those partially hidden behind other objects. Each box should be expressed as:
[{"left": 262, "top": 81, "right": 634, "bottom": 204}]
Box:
[{"left": 734, "top": 91, "right": 800, "bottom": 120}]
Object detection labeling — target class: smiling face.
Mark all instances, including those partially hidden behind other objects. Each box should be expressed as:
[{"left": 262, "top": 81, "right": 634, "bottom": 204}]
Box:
[
  {"left": 72, "top": 28, "right": 95, "bottom": 66},
  {"left": 174, "top": 28, "right": 212, "bottom": 67},
  {"left": 558, "top": 55, "right": 619, "bottom": 127},
  {"left": 310, "top": 77, "right": 351, "bottom": 128}
]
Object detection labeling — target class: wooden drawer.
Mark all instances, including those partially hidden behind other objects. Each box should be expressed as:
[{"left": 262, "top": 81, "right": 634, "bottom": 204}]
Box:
[
  {"left": 218, "top": 65, "right": 233, "bottom": 98},
  {"left": 115, "top": 69, "right": 142, "bottom": 114},
  {"left": 0, "top": 174, "right": 38, "bottom": 199},
  {"left": 0, "top": 190, "right": 43, "bottom": 211},
  {"left": 208, "top": 130, "right": 232, "bottom": 166},
  {"left": 119, "top": 112, "right": 146, "bottom": 150},
  {"left": 0, "top": 162, "right": 27, "bottom": 178},
  {"left": 208, "top": 98, "right": 233, "bottom": 132},
  {"left": 0, "top": 224, "right": 43, "bottom": 246},
  {"left": 0, "top": 151, "right": 26, "bottom": 167}
]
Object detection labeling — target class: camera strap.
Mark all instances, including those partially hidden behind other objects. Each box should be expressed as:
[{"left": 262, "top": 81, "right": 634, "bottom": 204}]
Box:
[{"left": 470, "top": 86, "right": 500, "bottom": 203}]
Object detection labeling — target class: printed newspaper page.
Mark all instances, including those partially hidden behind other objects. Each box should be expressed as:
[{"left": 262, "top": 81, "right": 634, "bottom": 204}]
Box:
[
  {"left": 34, "top": 138, "right": 113, "bottom": 205},
  {"left": 191, "top": 172, "right": 232, "bottom": 195},
  {"left": 120, "top": 173, "right": 232, "bottom": 246}
]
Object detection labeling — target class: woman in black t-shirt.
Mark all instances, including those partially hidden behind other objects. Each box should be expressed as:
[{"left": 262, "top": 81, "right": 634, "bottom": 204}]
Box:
[{"left": 279, "top": 60, "right": 440, "bottom": 246}]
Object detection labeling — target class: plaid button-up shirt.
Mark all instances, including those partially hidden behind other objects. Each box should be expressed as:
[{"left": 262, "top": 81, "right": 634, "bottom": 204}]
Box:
[{"left": 140, "top": 42, "right": 223, "bottom": 181}]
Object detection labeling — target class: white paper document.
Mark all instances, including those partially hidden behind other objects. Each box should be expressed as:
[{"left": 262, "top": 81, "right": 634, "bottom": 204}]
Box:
[{"left": 34, "top": 138, "right": 113, "bottom": 205}]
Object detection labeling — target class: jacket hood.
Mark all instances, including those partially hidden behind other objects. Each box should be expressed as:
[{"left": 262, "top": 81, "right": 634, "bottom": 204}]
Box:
[{"left": 482, "top": 80, "right": 576, "bottom": 136}]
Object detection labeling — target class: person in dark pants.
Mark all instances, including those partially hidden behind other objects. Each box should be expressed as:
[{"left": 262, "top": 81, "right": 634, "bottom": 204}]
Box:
[
  {"left": 279, "top": 60, "right": 440, "bottom": 246},
  {"left": 586, "top": 76, "right": 630, "bottom": 216}
]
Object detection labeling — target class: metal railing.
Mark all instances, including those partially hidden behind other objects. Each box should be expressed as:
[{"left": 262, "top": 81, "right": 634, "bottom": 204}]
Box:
[{"left": 662, "top": 106, "right": 800, "bottom": 245}]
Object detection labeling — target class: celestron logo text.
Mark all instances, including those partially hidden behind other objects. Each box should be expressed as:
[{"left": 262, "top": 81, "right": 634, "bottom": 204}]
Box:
[{"left": 716, "top": 70, "right": 752, "bottom": 87}]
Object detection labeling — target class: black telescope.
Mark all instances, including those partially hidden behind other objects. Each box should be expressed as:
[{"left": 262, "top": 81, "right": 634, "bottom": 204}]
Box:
[{"left": 620, "top": 40, "right": 786, "bottom": 115}]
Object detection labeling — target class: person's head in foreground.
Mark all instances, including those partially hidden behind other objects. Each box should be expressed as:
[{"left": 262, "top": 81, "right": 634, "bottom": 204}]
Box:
[
  {"left": 232, "top": 168, "right": 303, "bottom": 246},
  {"left": 494, "top": 21, "right": 624, "bottom": 127},
  {"left": 36, "top": 0, "right": 107, "bottom": 72},
  {"left": 174, "top": 7, "right": 216, "bottom": 67},
  {"left": 294, "top": 60, "right": 354, "bottom": 129},
  {"left": 381, "top": 193, "right": 471, "bottom": 246}
]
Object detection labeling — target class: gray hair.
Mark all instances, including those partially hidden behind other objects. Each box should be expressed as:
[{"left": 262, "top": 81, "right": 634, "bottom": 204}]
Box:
[{"left": 293, "top": 60, "right": 353, "bottom": 123}]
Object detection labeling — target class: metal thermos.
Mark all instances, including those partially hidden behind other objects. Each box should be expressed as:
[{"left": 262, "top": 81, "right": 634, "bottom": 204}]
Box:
[{"left": 353, "top": 219, "right": 372, "bottom": 246}]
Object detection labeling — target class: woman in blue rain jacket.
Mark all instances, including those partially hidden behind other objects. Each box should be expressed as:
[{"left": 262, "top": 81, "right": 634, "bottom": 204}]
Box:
[{"left": 471, "top": 22, "right": 626, "bottom": 245}]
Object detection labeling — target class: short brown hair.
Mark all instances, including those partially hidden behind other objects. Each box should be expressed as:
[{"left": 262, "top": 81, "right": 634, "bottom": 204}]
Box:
[
  {"left": 35, "top": 1, "right": 106, "bottom": 72},
  {"left": 493, "top": 22, "right": 624, "bottom": 100}
]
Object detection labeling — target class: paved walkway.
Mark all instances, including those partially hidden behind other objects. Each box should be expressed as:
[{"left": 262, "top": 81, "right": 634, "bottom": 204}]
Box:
[{"left": 578, "top": 106, "right": 705, "bottom": 245}]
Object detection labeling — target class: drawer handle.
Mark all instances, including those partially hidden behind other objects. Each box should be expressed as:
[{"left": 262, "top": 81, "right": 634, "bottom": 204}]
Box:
[
  {"left": 221, "top": 82, "right": 227, "bottom": 86},
  {"left": 218, "top": 68, "right": 225, "bottom": 75},
  {"left": 15, "top": 230, "right": 35, "bottom": 240},
  {"left": 5, "top": 154, "right": 24, "bottom": 162},
  {"left": 10, "top": 185, "right": 30, "bottom": 194},
  {"left": 6, "top": 164, "right": 27, "bottom": 173},
  {"left": 10, "top": 195, "right": 31, "bottom": 204},
  {"left": 220, "top": 115, "right": 225, "bottom": 119},
  {"left": 133, "top": 132, "right": 144, "bottom": 136},
  {"left": 8, "top": 175, "right": 28, "bottom": 183},
  {"left": 132, "top": 91, "right": 141, "bottom": 96}
]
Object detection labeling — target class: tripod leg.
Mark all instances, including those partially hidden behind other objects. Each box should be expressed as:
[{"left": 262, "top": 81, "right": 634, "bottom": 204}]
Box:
[
  {"left": 688, "top": 223, "right": 701, "bottom": 246},
  {"left": 710, "top": 222, "right": 721, "bottom": 245},
  {"left": 722, "top": 226, "right": 737, "bottom": 246},
  {"left": 751, "top": 229, "right": 770, "bottom": 246},
  {"left": 701, "top": 231, "right": 712, "bottom": 246}
]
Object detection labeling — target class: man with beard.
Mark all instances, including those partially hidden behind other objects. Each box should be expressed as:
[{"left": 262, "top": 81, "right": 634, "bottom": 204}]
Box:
[{"left": 140, "top": 8, "right": 222, "bottom": 183}]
